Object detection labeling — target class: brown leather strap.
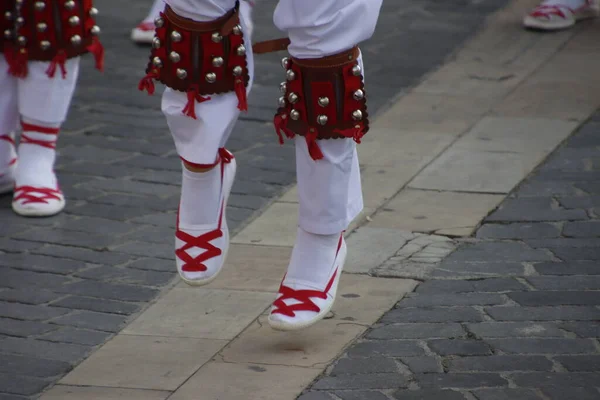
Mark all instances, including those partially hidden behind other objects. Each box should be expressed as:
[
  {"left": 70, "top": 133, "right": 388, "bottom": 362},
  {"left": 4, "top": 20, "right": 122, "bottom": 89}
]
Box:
[
  {"left": 165, "top": 5, "right": 237, "bottom": 33},
  {"left": 293, "top": 46, "right": 359, "bottom": 68},
  {"left": 252, "top": 38, "right": 290, "bottom": 54}
]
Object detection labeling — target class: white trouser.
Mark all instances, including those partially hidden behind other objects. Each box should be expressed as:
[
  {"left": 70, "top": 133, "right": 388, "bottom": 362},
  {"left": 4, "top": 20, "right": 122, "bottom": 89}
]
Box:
[
  {"left": 163, "top": 0, "right": 382, "bottom": 234},
  {"left": 0, "top": 57, "right": 80, "bottom": 133}
]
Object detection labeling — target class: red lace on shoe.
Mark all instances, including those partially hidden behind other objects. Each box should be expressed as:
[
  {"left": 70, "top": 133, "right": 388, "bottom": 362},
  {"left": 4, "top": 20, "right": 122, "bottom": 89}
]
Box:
[
  {"left": 175, "top": 148, "right": 234, "bottom": 272},
  {"left": 271, "top": 235, "right": 344, "bottom": 317},
  {"left": 531, "top": 4, "right": 574, "bottom": 18},
  {"left": 271, "top": 268, "right": 338, "bottom": 317},
  {"left": 13, "top": 186, "right": 62, "bottom": 205}
]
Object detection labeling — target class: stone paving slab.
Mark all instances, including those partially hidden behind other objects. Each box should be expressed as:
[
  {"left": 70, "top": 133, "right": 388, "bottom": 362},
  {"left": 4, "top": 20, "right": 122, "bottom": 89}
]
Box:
[{"left": 298, "top": 109, "right": 600, "bottom": 400}]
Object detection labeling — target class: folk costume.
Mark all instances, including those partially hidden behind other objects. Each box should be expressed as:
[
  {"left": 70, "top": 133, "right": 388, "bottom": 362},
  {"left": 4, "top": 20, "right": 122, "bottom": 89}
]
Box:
[
  {"left": 0, "top": 0, "right": 104, "bottom": 216},
  {"left": 139, "top": 0, "right": 382, "bottom": 331}
]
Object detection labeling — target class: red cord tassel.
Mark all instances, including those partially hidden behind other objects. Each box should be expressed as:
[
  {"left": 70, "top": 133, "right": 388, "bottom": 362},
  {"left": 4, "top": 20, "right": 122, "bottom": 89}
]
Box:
[
  {"left": 334, "top": 123, "right": 366, "bottom": 144},
  {"left": 273, "top": 113, "right": 295, "bottom": 145},
  {"left": 87, "top": 37, "right": 105, "bottom": 72},
  {"left": 6, "top": 47, "right": 29, "bottom": 78},
  {"left": 182, "top": 85, "right": 211, "bottom": 119},
  {"left": 138, "top": 70, "right": 160, "bottom": 95},
  {"left": 305, "top": 130, "right": 324, "bottom": 161},
  {"left": 46, "top": 50, "right": 68, "bottom": 78},
  {"left": 234, "top": 78, "right": 248, "bottom": 112}
]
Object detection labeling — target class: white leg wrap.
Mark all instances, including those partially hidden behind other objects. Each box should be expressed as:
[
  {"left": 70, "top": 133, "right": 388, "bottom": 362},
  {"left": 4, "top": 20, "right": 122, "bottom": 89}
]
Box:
[{"left": 17, "top": 58, "right": 80, "bottom": 126}]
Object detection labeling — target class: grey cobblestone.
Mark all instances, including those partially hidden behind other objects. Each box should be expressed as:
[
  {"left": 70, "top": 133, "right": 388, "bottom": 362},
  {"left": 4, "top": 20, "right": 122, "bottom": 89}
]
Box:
[
  {"left": 465, "top": 322, "right": 565, "bottom": 338},
  {"left": 485, "top": 306, "right": 600, "bottom": 321},
  {"left": 476, "top": 223, "right": 561, "bottom": 239},
  {"left": 381, "top": 307, "right": 485, "bottom": 323},
  {"left": 0, "top": 337, "right": 91, "bottom": 363},
  {"left": 51, "top": 295, "right": 140, "bottom": 315},
  {"left": 400, "top": 357, "right": 443, "bottom": 373},
  {"left": 486, "top": 339, "right": 596, "bottom": 354},
  {"left": 39, "top": 327, "right": 113, "bottom": 346},
  {"left": 416, "top": 373, "right": 508, "bottom": 389},
  {"left": 367, "top": 323, "right": 464, "bottom": 340},
  {"left": 508, "top": 291, "right": 600, "bottom": 306},
  {"left": 540, "top": 387, "right": 600, "bottom": 400},
  {"left": 393, "top": 390, "right": 467, "bottom": 400},
  {"left": 0, "top": 354, "right": 71, "bottom": 378},
  {"left": 0, "top": 302, "right": 70, "bottom": 321},
  {"left": 398, "top": 293, "right": 507, "bottom": 308},
  {"left": 416, "top": 278, "right": 527, "bottom": 294},
  {"left": 511, "top": 372, "right": 600, "bottom": 388},
  {"left": 555, "top": 356, "right": 600, "bottom": 372},
  {"left": 330, "top": 357, "right": 397, "bottom": 376},
  {"left": 0, "top": 318, "right": 59, "bottom": 338},
  {"left": 428, "top": 339, "right": 492, "bottom": 356},
  {"left": 74, "top": 265, "right": 174, "bottom": 286},
  {"left": 49, "top": 310, "right": 129, "bottom": 333},
  {"left": 347, "top": 341, "right": 425, "bottom": 358},
  {"left": 533, "top": 261, "right": 600, "bottom": 276},
  {"left": 55, "top": 280, "right": 160, "bottom": 302},
  {"left": 297, "top": 393, "right": 334, "bottom": 400},
  {"left": 526, "top": 276, "right": 600, "bottom": 291},
  {"left": 449, "top": 356, "right": 553, "bottom": 372},
  {"left": 335, "top": 391, "right": 389, "bottom": 400},
  {"left": 0, "top": 394, "right": 29, "bottom": 400},
  {"left": 0, "top": 289, "right": 62, "bottom": 305},
  {"left": 470, "top": 389, "right": 542, "bottom": 400},
  {"left": 560, "top": 322, "right": 600, "bottom": 338},
  {"left": 312, "top": 374, "right": 409, "bottom": 390},
  {"left": 0, "top": 373, "right": 50, "bottom": 396}
]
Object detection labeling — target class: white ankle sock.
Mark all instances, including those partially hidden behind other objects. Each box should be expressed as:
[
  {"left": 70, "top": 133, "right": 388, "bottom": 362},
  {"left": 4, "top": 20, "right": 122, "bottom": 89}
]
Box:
[
  {"left": 285, "top": 228, "right": 341, "bottom": 291},
  {"left": 179, "top": 164, "right": 222, "bottom": 227},
  {"left": 542, "top": 0, "right": 587, "bottom": 8},
  {"left": 16, "top": 130, "right": 58, "bottom": 188}
]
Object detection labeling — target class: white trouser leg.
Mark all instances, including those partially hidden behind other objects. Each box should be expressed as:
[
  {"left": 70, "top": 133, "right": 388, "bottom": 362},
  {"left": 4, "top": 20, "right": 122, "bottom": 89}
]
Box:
[
  {"left": 274, "top": 0, "right": 381, "bottom": 234},
  {"left": 161, "top": 0, "right": 254, "bottom": 164},
  {"left": 18, "top": 58, "right": 80, "bottom": 125}
]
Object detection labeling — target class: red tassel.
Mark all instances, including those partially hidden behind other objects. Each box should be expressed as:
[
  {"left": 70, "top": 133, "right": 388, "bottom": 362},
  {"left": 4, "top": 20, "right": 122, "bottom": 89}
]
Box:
[
  {"left": 305, "top": 129, "right": 324, "bottom": 161},
  {"left": 138, "top": 70, "right": 160, "bottom": 95},
  {"left": 46, "top": 50, "right": 68, "bottom": 79},
  {"left": 235, "top": 78, "right": 248, "bottom": 112},
  {"left": 334, "top": 123, "right": 366, "bottom": 144},
  {"left": 182, "top": 85, "right": 211, "bottom": 119},
  {"left": 87, "top": 37, "right": 105, "bottom": 72},
  {"left": 6, "top": 47, "right": 29, "bottom": 78},
  {"left": 273, "top": 113, "right": 296, "bottom": 145}
]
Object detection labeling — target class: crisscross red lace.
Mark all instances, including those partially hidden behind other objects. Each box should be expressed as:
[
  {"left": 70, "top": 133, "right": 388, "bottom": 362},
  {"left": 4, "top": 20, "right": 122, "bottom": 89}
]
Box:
[
  {"left": 272, "top": 235, "right": 344, "bottom": 317},
  {"left": 531, "top": 4, "right": 573, "bottom": 18},
  {"left": 175, "top": 148, "right": 233, "bottom": 273},
  {"left": 13, "top": 186, "right": 62, "bottom": 205},
  {"left": 271, "top": 268, "right": 338, "bottom": 317}
]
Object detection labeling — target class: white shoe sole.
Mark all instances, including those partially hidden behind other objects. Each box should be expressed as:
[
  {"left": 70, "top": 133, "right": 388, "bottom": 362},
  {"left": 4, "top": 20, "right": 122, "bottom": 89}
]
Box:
[
  {"left": 178, "top": 158, "right": 237, "bottom": 287},
  {"left": 268, "top": 242, "right": 348, "bottom": 332},
  {"left": 12, "top": 197, "right": 66, "bottom": 217},
  {"left": 523, "top": 7, "right": 598, "bottom": 30}
]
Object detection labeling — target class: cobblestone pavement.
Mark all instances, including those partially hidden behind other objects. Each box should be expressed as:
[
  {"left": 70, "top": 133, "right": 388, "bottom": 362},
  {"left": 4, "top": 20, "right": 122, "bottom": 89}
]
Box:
[
  {"left": 0, "top": 0, "right": 510, "bottom": 398},
  {"left": 299, "top": 113, "right": 600, "bottom": 400}
]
